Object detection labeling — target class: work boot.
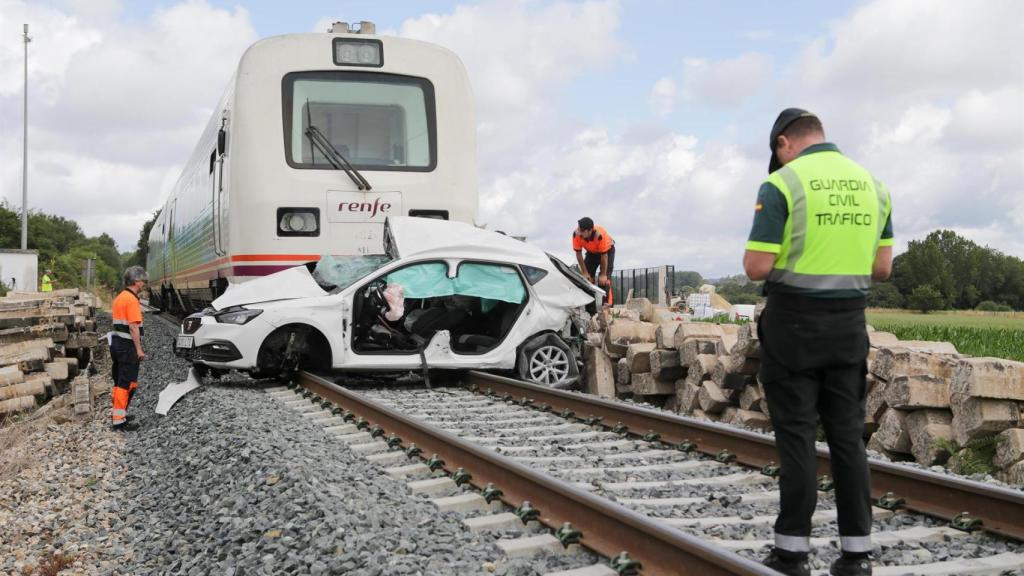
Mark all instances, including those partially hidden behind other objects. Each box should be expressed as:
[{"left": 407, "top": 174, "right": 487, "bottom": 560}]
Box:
[
  {"left": 762, "top": 549, "right": 810, "bottom": 576},
  {"left": 113, "top": 421, "right": 141, "bottom": 432},
  {"left": 830, "top": 555, "right": 872, "bottom": 576}
]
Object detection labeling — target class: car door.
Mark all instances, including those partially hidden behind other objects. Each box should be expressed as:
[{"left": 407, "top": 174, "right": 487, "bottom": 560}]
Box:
[{"left": 337, "top": 259, "right": 457, "bottom": 371}]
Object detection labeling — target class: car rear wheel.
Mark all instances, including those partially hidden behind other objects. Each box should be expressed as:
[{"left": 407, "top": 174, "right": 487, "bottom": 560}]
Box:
[{"left": 517, "top": 333, "right": 579, "bottom": 388}]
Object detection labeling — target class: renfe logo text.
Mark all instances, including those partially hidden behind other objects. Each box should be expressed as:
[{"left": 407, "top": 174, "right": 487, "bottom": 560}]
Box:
[{"left": 338, "top": 197, "right": 393, "bottom": 219}]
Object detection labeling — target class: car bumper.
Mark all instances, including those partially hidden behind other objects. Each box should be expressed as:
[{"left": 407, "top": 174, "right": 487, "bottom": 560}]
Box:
[
  {"left": 174, "top": 339, "right": 243, "bottom": 364},
  {"left": 173, "top": 317, "right": 267, "bottom": 369}
]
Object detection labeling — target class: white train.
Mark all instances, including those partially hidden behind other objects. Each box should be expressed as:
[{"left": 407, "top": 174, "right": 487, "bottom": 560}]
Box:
[{"left": 147, "top": 22, "right": 478, "bottom": 313}]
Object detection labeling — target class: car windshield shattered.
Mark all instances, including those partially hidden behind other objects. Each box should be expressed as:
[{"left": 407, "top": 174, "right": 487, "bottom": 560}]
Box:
[{"left": 312, "top": 254, "right": 394, "bottom": 293}]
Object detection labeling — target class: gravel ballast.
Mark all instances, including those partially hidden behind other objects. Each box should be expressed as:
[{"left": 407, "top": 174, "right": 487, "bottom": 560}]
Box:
[
  {"left": 366, "top": 386, "right": 1024, "bottom": 573},
  {"left": 117, "top": 313, "right": 597, "bottom": 575},
  {"left": 3, "top": 312, "right": 601, "bottom": 575}
]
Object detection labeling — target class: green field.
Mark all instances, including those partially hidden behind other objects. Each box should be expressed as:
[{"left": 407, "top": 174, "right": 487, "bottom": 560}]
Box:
[{"left": 866, "top": 309, "right": 1024, "bottom": 361}]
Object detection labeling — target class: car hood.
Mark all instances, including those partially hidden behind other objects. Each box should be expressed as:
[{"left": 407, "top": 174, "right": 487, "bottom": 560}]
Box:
[{"left": 212, "top": 264, "right": 326, "bottom": 309}]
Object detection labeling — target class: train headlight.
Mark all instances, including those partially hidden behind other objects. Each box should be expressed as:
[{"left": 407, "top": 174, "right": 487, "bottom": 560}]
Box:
[
  {"left": 277, "top": 208, "right": 320, "bottom": 237},
  {"left": 332, "top": 38, "right": 383, "bottom": 67}
]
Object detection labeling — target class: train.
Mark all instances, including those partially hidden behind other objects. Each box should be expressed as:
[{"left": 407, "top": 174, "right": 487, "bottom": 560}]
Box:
[{"left": 146, "top": 21, "right": 478, "bottom": 314}]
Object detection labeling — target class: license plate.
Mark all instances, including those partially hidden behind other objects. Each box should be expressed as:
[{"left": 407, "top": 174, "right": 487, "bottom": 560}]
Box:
[{"left": 176, "top": 335, "right": 194, "bottom": 349}]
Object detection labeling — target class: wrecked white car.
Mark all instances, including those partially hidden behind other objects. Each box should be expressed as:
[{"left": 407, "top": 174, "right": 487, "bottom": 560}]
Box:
[{"left": 173, "top": 217, "right": 601, "bottom": 388}]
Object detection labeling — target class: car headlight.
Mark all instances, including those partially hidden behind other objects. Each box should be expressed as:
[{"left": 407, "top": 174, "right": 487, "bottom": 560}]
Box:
[{"left": 214, "top": 307, "right": 263, "bottom": 325}]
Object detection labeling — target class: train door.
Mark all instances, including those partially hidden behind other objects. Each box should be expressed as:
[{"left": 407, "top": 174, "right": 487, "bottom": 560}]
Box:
[
  {"left": 212, "top": 121, "right": 228, "bottom": 259},
  {"left": 168, "top": 198, "right": 177, "bottom": 282},
  {"left": 160, "top": 213, "right": 168, "bottom": 284},
  {"left": 211, "top": 148, "right": 225, "bottom": 258}
]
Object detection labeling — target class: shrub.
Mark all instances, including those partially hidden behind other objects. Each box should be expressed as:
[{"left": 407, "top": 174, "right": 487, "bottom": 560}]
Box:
[
  {"left": 976, "top": 300, "right": 1013, "bottom": 312},
  {"left": 908, "top": 285, "right": 945, "bottom": 314}
]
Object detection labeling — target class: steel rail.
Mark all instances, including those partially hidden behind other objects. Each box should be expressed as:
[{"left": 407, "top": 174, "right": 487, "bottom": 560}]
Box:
[
  {"left": 297, "top": 371, "right": 776, "bottom": 576},
  {"left": 464, "top": 370, "right": 1024, "bottom": 542}
]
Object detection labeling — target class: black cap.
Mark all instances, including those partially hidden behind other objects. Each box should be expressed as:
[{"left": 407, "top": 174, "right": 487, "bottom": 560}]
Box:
[{"left": 769, "top": 108, "right": 817, "bottom": 174}]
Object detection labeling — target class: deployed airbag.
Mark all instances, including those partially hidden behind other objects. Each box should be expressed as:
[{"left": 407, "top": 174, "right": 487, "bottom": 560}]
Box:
[
  {"left": 453, "top": 263, "right": 525, "bottom": 304},
  {"left": 385, "top": 262, "right": 525, "bottom": 304},
  {"left": 386, "top": 263, "right": 452, "bottom": 299}
]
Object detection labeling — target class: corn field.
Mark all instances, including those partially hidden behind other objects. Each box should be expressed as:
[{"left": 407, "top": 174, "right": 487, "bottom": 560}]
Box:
[{"left": 870, "top": 323, "right": 1024, "bottom": 362}]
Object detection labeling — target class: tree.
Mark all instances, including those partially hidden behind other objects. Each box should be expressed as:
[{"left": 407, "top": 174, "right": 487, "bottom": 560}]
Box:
[
  {"left": 908, "top": 285, "right": 945, "bottom": 314},
  {"left": 714, "top": 274, "right": 764, "bottom": 305},
  {"left": 124, "top": 210, "right": 160, "bottom": 269},
  {"left": 891, "top": 229, "right": 1024, "bottom": 311},
  {"left": 867, "top": 282, "right": 903, "bottom": 308},
  {"left": 674, "top": 270, "right": 702, "bottom": 290}
]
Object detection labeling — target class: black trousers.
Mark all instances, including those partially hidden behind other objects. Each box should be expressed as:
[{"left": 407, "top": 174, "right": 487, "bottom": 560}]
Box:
[
  {"left": 583, "top": 245, "right": 615, "bottom": 279},
  {"left": 758, "top": 293, "right": 872, "bottom": 553},
  {"left": 584, "top": 246, "right": 615, "bottom": 307},
  {"left": 111, "top": 336, "right": 140, "bottom": 403}
]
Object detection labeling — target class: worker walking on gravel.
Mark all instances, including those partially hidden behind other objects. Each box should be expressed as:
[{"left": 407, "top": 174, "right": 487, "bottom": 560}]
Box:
[
  {"left": 41, "top": 269, "right": 54, "bottom": 292},
  {"left": 743, "top": 109, "right": 893, "bottom": 576},
  {"left": 110, "top": 266, "right": 148, "bottom": 432},
  {"left": 572, "top": 217, "right": 615, "bottom": 306}
]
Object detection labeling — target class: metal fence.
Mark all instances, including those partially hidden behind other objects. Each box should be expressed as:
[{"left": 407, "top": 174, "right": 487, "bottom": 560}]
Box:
[{"left": 610, "top": 266, "right": 675, "bottom": 306}]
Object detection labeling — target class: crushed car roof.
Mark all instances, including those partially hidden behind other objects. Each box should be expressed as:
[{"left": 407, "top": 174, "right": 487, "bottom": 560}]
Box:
[{"left": 387, "top": 217, "right": 551, "bottom": 267}]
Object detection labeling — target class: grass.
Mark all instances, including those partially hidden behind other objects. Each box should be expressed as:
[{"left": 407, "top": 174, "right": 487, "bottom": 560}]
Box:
[
  {"left": 866, "top": 309, "right": 1024, "bottom": 361},
  {"left": 866, "top": 309, "right": 1024, "bottom": 330},
  {"left": 934, "top": 436, "right": 1000, "bottom": 476}
]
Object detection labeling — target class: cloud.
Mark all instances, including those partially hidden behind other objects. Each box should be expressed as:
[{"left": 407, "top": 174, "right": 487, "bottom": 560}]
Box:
[
  {"left": 59, "top": 0, "right": 122, "bottom": 21},
  {"left": 796, "top": 1, "right": 1024, "bottom": 260},
  {"left": 397, "top": 0, "right": 624, "bottom": 171},
  {"left": 799, "top": 0, "right": 1022, "bottom": 101},
  {"left": 478, "top": 126, "right": 762, "bottom": 272},
  {"left": 680, "top": 52, "right": 772, "bottom": 107},
  {"left": 0, "top": 0, "right": 257, "bottom": 251},
  {"left": 649, "top": 77, "right": 676, "bottom": 116}
]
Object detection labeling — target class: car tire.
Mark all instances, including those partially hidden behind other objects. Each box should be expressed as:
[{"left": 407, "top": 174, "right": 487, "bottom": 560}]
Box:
[{"left": 517, "top": 333, "right": 579, "bottom": 389}]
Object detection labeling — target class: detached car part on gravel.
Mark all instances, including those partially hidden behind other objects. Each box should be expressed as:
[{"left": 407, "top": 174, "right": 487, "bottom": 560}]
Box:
[{"left": 161, "top": 217, "right": 602, "bottom": 412}]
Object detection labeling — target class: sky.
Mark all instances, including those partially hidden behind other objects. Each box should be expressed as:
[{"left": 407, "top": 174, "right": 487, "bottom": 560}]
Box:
[{"left": 0, "top": 0, "right": 1021, "bottom": 277}]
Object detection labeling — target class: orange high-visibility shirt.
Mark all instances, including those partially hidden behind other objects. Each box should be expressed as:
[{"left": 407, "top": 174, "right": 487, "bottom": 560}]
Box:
[
  {"left": 572, "top": 225, "right": 614, "bottom": 254},
  {"left": 111, "top": 289, "right": 143, "bottom": 339}
]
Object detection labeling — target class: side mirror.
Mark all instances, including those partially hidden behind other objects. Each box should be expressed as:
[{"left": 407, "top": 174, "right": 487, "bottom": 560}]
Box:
[{"left": 217, "top": 129, "right": 227, "bottom": 156}]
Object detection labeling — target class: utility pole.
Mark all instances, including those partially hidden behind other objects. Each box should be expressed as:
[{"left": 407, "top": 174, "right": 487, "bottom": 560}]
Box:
[{"left": 21, "top": 23, "right": 31, "bottom": 250}]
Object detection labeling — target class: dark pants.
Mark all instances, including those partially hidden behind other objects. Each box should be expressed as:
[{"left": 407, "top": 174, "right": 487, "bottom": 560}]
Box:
[
  {"left": 111, "top": 337, "right": 140, "bottom": 424},
  {"left": 584, "top": 246, "right": 615, "bottom": 306},
  {"left": 758, "top": 293, "right": 872, "bottom": 553}
]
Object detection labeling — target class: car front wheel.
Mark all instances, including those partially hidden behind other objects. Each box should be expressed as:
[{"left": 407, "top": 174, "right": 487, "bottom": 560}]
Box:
[{"left": 517, "top": 333, "right": 579, "bottom": 389}]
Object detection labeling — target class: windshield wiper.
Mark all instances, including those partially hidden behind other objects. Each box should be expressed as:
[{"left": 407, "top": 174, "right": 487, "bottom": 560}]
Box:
[{"left": 304, "top": 101, "right": 371, "bottom": 190}]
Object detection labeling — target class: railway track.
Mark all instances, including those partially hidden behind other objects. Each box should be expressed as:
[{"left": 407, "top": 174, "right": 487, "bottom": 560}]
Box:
[{"left": 264, "top": 368, "right": 1024, "bottom": 575}]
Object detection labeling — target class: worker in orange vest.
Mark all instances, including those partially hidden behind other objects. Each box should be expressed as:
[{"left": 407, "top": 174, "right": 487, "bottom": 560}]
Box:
[
  {"left": 572, "top": 217, "right": 615, "bottom": 306},
  {"left": 110, "top": 266, "right": 148, "bottom": 431}
]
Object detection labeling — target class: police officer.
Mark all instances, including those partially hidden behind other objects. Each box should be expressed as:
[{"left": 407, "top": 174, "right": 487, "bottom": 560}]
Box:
[
  {"left": 110, "top": 266, "right": 148, "bottom": 431},
  {"left": 744, "top": 109, "right": 893, "bottom": 576},
  {"left": 572, "top": 217, "right": 615, "bottom": 306}
]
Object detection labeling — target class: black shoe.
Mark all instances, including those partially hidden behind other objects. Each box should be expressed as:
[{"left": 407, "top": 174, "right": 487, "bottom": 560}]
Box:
[
  {"left": 113, "top": 421, "right": 141, "bottom": 432},
  {"left": 763, "top": 549, "right": 810, "bottom": 576},
  {"left": 830, "top": 555, "right": 871, "bottom": 576}
]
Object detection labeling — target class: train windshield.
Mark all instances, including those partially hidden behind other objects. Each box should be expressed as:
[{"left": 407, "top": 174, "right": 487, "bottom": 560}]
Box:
[{"left": 283, "top": 72, "right": 436, "bottom": 171}]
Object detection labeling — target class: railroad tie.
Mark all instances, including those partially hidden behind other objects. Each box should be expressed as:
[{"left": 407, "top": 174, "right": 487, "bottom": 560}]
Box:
[
  {"left": 495, "top": 534, "right": 566, "bottom": 558},
  {"left": 462, "top": 513, "right": 521, "bottom": 533}
]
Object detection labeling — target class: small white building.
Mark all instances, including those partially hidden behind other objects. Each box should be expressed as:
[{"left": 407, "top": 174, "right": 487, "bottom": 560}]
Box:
[
  {"left": 733, "top": 304, "right": 756, "bottom": 321},
  {"left": 0, "top": 249, "right": 39, "bottom": 292}
]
